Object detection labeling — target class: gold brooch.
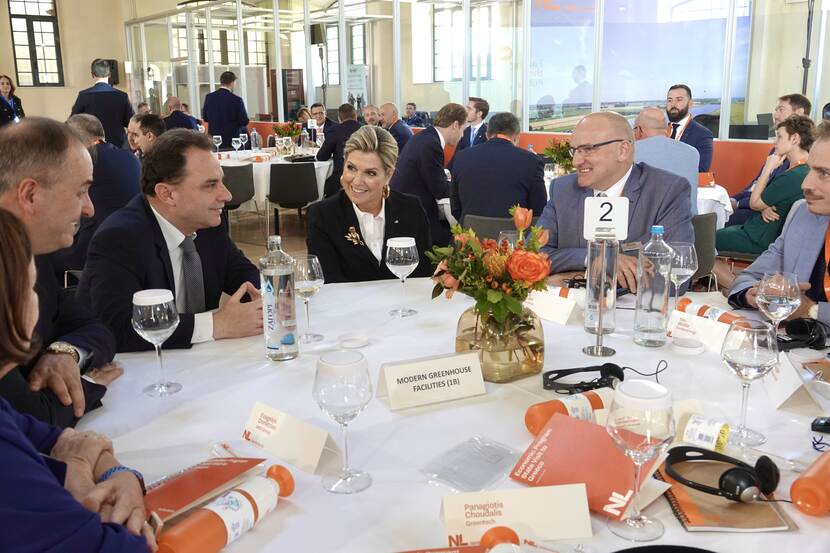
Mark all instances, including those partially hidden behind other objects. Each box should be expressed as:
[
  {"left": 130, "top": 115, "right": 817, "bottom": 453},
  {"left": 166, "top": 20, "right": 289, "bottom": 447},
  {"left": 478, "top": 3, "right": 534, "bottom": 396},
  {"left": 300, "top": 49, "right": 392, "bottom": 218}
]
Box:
[{"left": 345, "top": 226, "right": 365, "bottom": 246}]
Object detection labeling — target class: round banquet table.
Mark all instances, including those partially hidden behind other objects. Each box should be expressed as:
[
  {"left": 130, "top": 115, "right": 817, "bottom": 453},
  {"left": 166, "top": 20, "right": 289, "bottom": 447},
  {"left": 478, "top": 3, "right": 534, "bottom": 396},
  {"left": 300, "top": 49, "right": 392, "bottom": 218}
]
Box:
[{"left": 78, "top": 278, "right": 830, "bottom": 553}]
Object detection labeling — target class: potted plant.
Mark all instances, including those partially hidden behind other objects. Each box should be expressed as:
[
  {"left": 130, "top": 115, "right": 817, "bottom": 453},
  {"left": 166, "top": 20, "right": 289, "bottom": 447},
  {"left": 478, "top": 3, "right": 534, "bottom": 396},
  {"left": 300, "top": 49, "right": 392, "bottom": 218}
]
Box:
[{"left": 543, "top": 139, "right": 574, "bottom": 176}]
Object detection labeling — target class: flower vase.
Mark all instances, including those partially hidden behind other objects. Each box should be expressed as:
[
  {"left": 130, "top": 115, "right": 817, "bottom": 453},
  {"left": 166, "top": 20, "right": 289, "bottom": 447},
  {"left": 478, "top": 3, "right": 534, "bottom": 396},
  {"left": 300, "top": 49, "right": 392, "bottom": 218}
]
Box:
[{"left": 455, "top": 305, "right": 545, "bottom": 383}]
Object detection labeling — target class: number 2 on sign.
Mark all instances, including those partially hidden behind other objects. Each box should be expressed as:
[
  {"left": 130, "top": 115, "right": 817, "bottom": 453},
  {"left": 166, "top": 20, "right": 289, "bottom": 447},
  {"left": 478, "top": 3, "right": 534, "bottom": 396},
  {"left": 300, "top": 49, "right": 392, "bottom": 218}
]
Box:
[{"left": 583, "top": 196, "right": 629, "bottom": 241}]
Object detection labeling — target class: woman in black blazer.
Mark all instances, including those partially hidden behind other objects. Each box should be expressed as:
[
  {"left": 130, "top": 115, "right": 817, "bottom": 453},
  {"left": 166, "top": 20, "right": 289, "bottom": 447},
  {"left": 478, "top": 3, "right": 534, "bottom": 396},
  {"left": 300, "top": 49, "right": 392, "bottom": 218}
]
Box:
[
  {"left": 306, "top": 125, "right": 433, "bottom": 283},
  {"left": 0, "top": 75, "right": 24, "bottom": 128}
]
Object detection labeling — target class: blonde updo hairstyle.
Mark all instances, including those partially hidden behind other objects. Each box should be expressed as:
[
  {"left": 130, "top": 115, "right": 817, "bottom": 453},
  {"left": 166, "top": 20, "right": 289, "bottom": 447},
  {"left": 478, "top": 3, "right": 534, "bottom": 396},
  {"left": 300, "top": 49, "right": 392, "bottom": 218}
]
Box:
[{"left": 343, "top": 125, "right": 399, "bottom": 198}]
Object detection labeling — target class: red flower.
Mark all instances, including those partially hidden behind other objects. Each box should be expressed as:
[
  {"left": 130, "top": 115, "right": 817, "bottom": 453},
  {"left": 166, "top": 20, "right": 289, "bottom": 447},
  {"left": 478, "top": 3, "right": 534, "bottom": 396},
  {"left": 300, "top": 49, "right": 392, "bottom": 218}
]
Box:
[
  {"left": 482, "top": 238, "right": 499, "bottom": 251},
  {"left": 506, "top": 250, "right": 551, "bottom": 284},
  {"left": 513, "top": 207, "right": 533, "bottom": 231}
]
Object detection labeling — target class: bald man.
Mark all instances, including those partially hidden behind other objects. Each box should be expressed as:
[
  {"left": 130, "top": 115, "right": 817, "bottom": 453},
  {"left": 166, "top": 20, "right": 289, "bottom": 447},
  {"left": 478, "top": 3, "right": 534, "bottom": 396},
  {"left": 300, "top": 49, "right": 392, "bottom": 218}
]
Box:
[
  {"left": 634, "top": 106, "right": 699, "bottom": 215},
  {"left": 380, "top": 102, "right": 413, "bottom": 152},
  {"left": 363, "top": 104, "right": 380, "bottom": 126},
  {"left": 163, "top": 96, "right": 198, "bottom": 131},
  {"left": 538, "top": 111, "right": 694, "bottom": 290}
]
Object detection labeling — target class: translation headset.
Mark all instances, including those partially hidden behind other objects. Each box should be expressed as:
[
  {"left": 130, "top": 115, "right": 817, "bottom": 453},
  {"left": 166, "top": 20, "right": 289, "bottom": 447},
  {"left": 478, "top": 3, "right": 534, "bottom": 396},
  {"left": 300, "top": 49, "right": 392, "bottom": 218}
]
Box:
[
  {"left": 542, "top": 361, "right": 667, "bottom": 394},
  {"left": 664, "top": 446, "right": 780, "bottom": 503}
]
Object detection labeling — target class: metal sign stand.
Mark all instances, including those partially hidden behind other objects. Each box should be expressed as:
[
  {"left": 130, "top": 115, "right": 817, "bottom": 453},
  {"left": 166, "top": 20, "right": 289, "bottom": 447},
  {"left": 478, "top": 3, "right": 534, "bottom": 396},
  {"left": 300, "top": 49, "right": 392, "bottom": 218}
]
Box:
[{"left": 584, "top": 233, "right": 616, "bottom": 357}]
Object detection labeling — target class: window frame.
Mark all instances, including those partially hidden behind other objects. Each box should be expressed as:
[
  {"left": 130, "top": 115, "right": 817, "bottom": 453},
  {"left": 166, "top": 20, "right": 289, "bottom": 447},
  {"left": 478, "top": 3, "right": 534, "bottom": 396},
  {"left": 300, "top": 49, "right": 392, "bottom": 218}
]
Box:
[
  {"left": 7, "top": 1, "right": 65, "bottom": 87},
  {"left": 350, "top": 23, "right": 365, "bottom": 66},
  {"left": 432, "top": 5, "right": 491, "bottom": 83},
  {"left": 325, "top": 24, "right": 340, "bottom": 85}
]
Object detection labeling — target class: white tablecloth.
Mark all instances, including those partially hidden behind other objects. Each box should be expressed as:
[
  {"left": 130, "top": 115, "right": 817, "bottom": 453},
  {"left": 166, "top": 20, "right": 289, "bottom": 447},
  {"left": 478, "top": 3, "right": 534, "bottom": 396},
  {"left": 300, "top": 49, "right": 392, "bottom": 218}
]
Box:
[
  {"left": 698, "top": 184, "right": 734, "bottom": 229},
  {"left": 79, "top": 280, "right": 830, "bottom": 553}
]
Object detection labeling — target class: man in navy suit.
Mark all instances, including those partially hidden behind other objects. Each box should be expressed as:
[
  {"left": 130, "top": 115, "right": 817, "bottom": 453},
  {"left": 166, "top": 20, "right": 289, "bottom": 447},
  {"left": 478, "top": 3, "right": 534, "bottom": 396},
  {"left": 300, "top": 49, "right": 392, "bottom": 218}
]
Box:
[
  {"left": 450, "top": 112, "right": 545, "bottom": 223},
  {"left": 309, "top": 102, "right": 338, "bottom": 144},
  {"left": 390, "top": 103, "right": 467, "bottom": 246},
  {"left": 404, "top": 102, "right": 425, "bottom": 127},
  {"left": 317, "top": 103, "right": 362, "bottom": 198},
  {"left": 0, "top": 118, "right": 120, "bottom": 426},
  {"left": 70, "top": 59, "right": 134, "bottom": 148},
  {"left": 202, "top": 71, "right": 250, "bottom": 151},
  {"left": 455, "top": 97, "right": 489, "bottom": 155},
  {"left": 55, "top": 114, "right": 140, "bottom": 274},
  {"left": 78, "top": 130, "right": 263, "bottom": 353},
  {"left": 380, "top": 102, "right": 413, "bottom": 153},
  {"left": 666, "top": 84, "right": 713, "bottom": 172},
  {"left": 163, "top": 96, "right": 198, "bottom": 131}
]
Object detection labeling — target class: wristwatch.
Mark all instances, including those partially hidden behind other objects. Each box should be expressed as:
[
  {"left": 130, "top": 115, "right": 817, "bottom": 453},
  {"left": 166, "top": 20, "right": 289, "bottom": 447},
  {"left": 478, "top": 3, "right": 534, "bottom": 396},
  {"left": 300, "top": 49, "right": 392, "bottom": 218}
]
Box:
[
  {"left": 45, "top": 341, "right": 80, "bottom": 364},
  {"left": 808, "top": 303, "right": 820, "bottom": 320}
]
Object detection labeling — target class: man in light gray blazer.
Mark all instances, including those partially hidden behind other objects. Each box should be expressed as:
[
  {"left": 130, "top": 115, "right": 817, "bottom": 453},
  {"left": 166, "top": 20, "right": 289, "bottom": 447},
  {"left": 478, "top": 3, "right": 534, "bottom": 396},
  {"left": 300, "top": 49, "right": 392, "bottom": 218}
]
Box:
[
  {"left": 634, "top": 106, "right": 699, "bottom": 215},
  {"left": 538, "top": 111, "right": 694, "bottom": 291},
  {"left": 728, "top": 123, "right": 830, "bottom": 327}
]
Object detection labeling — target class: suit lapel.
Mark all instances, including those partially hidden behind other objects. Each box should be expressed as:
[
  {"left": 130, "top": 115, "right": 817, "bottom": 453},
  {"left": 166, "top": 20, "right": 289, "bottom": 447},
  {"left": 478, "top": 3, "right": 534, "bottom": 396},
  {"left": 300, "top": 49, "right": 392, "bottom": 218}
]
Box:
[
  {"left": 791, "top": 211, "right": 829, "bottom": 280},
  {"left": 141, "top": 196, "right": 177, "bottom": 294}
]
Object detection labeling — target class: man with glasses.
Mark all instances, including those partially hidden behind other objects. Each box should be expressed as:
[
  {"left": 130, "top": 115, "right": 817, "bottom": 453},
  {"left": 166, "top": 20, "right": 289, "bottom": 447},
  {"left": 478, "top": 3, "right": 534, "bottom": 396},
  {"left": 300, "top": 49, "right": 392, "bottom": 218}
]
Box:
[{"left": 538, "top": 111, "right": 694, "bottom": 290}]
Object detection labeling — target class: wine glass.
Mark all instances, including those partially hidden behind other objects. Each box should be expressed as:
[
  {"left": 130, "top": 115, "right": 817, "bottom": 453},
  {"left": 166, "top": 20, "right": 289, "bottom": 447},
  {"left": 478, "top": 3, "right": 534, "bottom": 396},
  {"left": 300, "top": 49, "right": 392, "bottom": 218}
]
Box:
[
  {"left": 313, "top": 350, "right": 373, "bottom": 494},
  {"left": 132, "top": 290, "right": 182, "bottom": 397},
  {"left": 497, "top": 230, "right": 519, "bottom": 250},
  {"left": 386, "top": 237, "right": 419, "bottom": 318},
  {"left": 212, "top": 135, "right": 222, "bottom": 153},
  {"left": 239, "top": 132, "right": 248, "bottom": 151},
  {"left": 231, "top": 137, "right": 242, "bottom": 158},
  {"left": 544, "top": 162, "right": 556, "bottom": 182},
  {"left": 721, "top": 320, "right": 779, "bottom": 449},
  {"left": 756, "top": 271, "right": 801, "bottom": 339},
  {"left": 294, "top": 254, "right": 325, "bottom": 344},
  {"left": 606, "top": 379, "right": 675, "bottom": 542}
]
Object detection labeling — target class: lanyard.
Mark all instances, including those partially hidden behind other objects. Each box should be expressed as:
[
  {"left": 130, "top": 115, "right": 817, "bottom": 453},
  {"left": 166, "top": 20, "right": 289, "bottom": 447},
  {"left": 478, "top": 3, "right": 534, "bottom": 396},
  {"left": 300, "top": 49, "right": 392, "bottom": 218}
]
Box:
[
  {"left": 787, "top": 158, "right": 807, "bottom": 172},
  {"left": 494, "top": 134, "right": 514, "bottom": 142},
  {"left": 824, "top": 224, "right": 830, "bottom": 301},
  {"left": 667, "top": 116, "right": 691, "bottom": 140}
]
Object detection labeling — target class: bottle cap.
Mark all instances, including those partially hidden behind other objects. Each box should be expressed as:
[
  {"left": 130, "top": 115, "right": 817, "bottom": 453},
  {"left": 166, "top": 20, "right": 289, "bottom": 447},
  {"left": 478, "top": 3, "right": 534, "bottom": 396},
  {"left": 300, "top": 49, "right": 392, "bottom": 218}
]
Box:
[
  {"left": 480, "top": 526, "right": 520, "bottom": 549},
  {"left": 651, "top": 225, "right": 664, "bottom": 234},
  {"left": 132, "top": 289, "right": 174, "bottom": 306},
  {"left": 266, "top": 465, "right": 295, "bottom": 497}
]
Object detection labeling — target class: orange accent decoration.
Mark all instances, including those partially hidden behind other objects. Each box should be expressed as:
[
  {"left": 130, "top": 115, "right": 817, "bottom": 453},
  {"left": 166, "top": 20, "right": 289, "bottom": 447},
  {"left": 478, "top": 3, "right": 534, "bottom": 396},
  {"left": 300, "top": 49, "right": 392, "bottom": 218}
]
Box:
[
  {"left": 791, "top": 451, "right": 830, "bottom": 516},
  {"left": 698, "top": 172, "right": 715, "bottom": 187},
  {"left": 480, "top": 526, "right": 520, "bottom": 549},
  {"left": 823, "top": 225, "right": 830, "bottom": 301},
  {"left": 494, "top": 133, "right": 515, "bottom": 142}
]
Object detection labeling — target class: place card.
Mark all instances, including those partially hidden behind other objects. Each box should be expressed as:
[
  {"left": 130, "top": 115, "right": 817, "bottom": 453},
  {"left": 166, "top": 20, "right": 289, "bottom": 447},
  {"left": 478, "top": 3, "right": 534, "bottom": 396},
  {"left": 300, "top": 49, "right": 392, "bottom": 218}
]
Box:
[
  {"left": 583, "top": 196, "right": 629, "bottom": 241},
  {"left": 376, "top": 352, "right": 486, "bottom": 410},
  {"left": 667, "top": 309, "right": 730, "bottom": 352},
  {"left": 241, "top": 401, "right": 337, "bottom": 473},
  {"left": 763, "top": 354, "right": 822, "bottom": 414},
  {"left": 442, "top": 485, "right": 592, "bottom": 545},
  {"left": 525, "top": 290, "right": 579, "bottom": 325}
]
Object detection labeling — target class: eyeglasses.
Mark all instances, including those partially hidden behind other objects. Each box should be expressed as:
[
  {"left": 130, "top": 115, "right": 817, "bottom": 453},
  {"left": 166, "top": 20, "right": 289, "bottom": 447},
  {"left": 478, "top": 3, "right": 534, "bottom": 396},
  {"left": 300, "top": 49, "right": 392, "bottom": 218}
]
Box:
[{"left": 568, "top": 139, "right": 627, "bottom": 157}]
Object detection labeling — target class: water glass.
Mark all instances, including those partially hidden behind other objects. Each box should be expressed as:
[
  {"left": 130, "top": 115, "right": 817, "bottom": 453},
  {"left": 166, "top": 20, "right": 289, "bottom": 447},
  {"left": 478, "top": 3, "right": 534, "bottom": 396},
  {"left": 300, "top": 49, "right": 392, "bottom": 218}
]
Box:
[
  {"left": 606, "top": 379, "right": 675, "bottom": 542},
  {"left": 756, "top": 271, "right": 801, "bottom": 339},
  {"left": 294, "top": 254, "right": 325, "bottom": 344},
  {"left": 239, "top": 132, "right": 248, "bottom": 150},
  {"left": 132, "top": 289, "right": 181, "bottom": 397},
  {"left": 386, "top": 237, "right": 419, "bottom": 318},
  {"left": 497, "top": 230, "right": 519, "bottom": 250},
  {"left": 212, "top": 135, "right": 222, "bottom": 152},
  {"left": 313, "top": 350, "right": 373, "bottom": 494},
  {"left": 231, "top": 137, "right": 242, "bottom": 158},
  {"left": 721, "top": 320, "right": 778, "bottom": 449}
]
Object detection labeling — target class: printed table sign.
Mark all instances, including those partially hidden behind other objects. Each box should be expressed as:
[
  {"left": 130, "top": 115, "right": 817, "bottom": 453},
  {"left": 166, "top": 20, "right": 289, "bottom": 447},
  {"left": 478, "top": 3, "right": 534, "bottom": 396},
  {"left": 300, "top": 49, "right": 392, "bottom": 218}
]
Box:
[{"left": 377, "top": 352, "right": 486, "bottom": 410}]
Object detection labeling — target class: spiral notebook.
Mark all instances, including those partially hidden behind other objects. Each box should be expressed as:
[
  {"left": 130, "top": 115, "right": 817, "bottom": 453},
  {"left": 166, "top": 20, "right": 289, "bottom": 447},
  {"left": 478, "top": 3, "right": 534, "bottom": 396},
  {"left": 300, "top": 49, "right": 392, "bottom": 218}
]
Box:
[{"left": 656, "top": 462, "right": 795, "bottom": 532}]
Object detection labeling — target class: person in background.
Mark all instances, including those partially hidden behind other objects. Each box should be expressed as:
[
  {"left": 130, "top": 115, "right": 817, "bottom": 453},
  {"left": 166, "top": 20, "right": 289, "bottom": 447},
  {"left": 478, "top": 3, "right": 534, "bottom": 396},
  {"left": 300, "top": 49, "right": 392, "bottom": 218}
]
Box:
[
  {"left": 0, "top": 208, "right": 156, "bottom": 552},
  {"left": 455, "top": 97, "right": 489, "bottom": 155},
  {"left": 71, "top": 59, "right": 134, "bottom": 148},
  {"left": 306, "top": 125, "right": 432, "bottom": 283},
  {"left": 296, "top": 106, "right": 311, "bottom": 125},
  {"left": 380, "top": 102, "right": 413, "bottom": 153},
  {"left": 450, "top": 112, "right": 545, "bottom": 223},
  {"left": 665, "top": 84, "right": 713, "bottom": 172},
  {"left": 728, "top": 93, "right": 812, "bottom": 226},
  {"left": 633, "top": 106, "right": 699, "bottom": 214},
  {"left": 126, "top": 115, "right": 142, "bottom": 158},
  {"left": 136, "top": 102, "right": 150, "bottom": 115},
  {"left": 309, "top": 103, "right": 337, "bottom": 144},
  {"left": 133, "top": 113, "right": 165, "bottom": 155},
  {"left": 0, "top": 118, "right": 119, "bottom": 428},
  {"left": 163, "top": 97, "right": 198, "bottom": 131},
  {"left": 823, "top": 102, "right": 830, "bottom": 121},
  {"left": 403, "top": 102, "right": 424, "bottom": 127},
  {"left": 317, "top": 103, "right": 363, "bottom": 198},
  {"left": 181, "top": 103, "right": 203, "bottom": 127},
  {"left": 390, "top": 102, "right": 467, "bottom": 246},
  {"left": 713, "top": 115, "right": 815, "bottom": 289},
  {"left": 78, "top": 130, "right": 262, "bottom": 353},
  {"left": 202, "top": 71, "right": 249, "bottom": 151},
  {"left": 362, "top": 104, "right": 381, "bottom": 126},
  {"left": 0, "top": 74, "right": 24, "bottom": 127}
]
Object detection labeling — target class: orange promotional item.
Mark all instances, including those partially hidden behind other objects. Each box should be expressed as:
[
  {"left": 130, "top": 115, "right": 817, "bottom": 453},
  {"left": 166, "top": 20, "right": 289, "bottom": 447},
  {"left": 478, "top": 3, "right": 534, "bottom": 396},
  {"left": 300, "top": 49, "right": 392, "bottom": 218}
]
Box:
[
  {"left": 791, "top": 451, "right": 830, "bottom": 516},
  {"left": 511, "top": 413, "right": 657, "bottom": 520},
  {"left": 158, "top": 465, "right": 294, "bottom": 553},
  {"left": 676, "top": 297, "right": 746, "bottom": 325},
  {"left": 698, "top": 172, "right": 716, "bottom": 187},
  {"left": 144, "top": 457, "right": 266, "bottom": 523},
  {"left": 524, "top": 388, "right": 614, "bottom": 435}
]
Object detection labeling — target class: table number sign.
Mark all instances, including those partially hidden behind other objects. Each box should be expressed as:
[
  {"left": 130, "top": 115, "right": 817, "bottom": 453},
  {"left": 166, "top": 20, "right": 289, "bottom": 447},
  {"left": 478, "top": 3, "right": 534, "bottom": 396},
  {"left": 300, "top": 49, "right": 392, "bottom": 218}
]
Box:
[
  {"left": 525, "top": 290, "right": 579, "bottom": 325},
  {"left": 376, "top": 352, "right": 486, "bottom": 410},
  {"left": 583, "top": 196, "right": 629, "bottom": 241},
  {"left": 763, "top": 354, "right": 822, "bottom": 414}
]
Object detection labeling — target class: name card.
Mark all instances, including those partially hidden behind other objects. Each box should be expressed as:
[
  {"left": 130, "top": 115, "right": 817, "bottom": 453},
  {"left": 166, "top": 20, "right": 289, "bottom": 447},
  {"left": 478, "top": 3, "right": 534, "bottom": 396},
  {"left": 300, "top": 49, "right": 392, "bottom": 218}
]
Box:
[
  {"left": 377, "top": 352, "right": 486, "bottom": 410},
  {"left": 241, "top": 401, "right": 337, "bottom": 473},
  {"left": 442, "top": 485, "right": 592, "bottom": 544},
  {"left": 583, "top": 196, "right": 629, "bottom": 241},
  {"left": 524, "top": 290, "right": 579, "bottom": 325},
  {"left": 667, "top": 309, "right": 730, "bottom": 352},
  {"left": 763, "top": 354, "right": 822, "bottom": 414}
]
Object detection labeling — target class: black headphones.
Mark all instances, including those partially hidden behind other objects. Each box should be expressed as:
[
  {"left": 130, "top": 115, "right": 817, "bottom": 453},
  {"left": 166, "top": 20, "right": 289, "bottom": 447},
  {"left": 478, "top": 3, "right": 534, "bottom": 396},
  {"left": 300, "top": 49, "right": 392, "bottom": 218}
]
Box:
[
  {"left": 542, "top": 363, "right": 626, "bottom": 393},
  {"left": 778, "top": 318, "right": 826, "bottom": 351},
  {"left": 664, "top": 446, "right": 780, "bottom": 503}
]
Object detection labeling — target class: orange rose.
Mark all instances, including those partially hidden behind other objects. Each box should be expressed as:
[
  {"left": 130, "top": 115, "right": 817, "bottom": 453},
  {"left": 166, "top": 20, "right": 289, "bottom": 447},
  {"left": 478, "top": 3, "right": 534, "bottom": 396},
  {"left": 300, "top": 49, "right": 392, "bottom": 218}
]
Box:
[
  {"left": 513, "top": 206, "right": 533, "bottom": 231},
  {"left": 506, "top": 250, "right": 551, "bottom": 284},
  {"left": 482, "top": 238, "right": 499, "bottom": 252}
]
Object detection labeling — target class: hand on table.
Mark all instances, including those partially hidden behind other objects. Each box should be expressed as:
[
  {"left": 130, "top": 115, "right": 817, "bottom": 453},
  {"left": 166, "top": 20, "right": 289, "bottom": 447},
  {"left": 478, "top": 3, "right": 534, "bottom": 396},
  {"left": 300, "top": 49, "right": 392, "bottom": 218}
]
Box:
[
  {"left": 85, "top": 362, "right": 124, "bottom": 386},
  {"left": 761, "top": 206, "right": 779, "bottom": 223},
  {"left": 616, "top": 255, "right": 639, "bottom": 292},
  {"left": 51, "top": 428, "right": 113, "bottom": 501},
  {"left": 213, "top": 282, "right": 263, "bottom": 339},
  {"left": 786, "top": 283, "right": 815, "bottom": 320},
  {"left": 82, "top": 472, "right": 157, "bottom": 551},
  {"left": 28, "top": 353, "right": 85, "bottom": 417}
]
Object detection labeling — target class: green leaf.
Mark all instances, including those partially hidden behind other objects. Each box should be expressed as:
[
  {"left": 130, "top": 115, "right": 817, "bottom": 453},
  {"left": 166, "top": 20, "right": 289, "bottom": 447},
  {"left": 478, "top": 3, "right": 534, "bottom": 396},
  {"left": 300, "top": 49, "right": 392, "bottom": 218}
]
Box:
[
  {"left": 486, "top": 289, "right": 503, "bottom": 303},
  {"left": 492, "top": 300, "right": 508, "bottom": 323},
  {"left": 503, "top": 294, "right": 523, "bottom": 315},
  {"left": 431, "top": 283, "right": 444, "bottom": 299}
]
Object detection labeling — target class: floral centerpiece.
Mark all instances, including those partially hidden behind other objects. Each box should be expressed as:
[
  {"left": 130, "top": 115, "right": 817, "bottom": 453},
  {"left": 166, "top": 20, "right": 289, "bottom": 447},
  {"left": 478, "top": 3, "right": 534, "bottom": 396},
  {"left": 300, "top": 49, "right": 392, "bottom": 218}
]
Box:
[
  {"left": 272, "top": 121, "right": 303, "bottom": 138},
  {"left": 543, "top": 139, "right": 574, "bottom": 175},
  {"left": 426, "top": 207, "right": 551, "bottom": 383}
]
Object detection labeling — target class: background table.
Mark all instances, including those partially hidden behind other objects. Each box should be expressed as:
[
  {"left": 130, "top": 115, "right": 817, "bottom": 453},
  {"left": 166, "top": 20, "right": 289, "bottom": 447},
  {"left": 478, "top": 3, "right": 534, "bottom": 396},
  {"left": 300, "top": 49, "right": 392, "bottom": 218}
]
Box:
[
  {"left": 698, "top": 184, "right": 734, "bottom": 229},
  {"left": 79, "top": 279, "right": 830, "bottom": 553}
]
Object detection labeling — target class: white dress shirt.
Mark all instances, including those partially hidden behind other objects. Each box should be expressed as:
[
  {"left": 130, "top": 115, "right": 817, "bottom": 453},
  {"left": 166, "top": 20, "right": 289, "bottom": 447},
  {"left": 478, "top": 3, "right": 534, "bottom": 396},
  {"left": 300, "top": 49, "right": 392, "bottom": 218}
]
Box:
[
  {"left": 353, "top": 201, "right": 386, "bottom": 262},
  {"left": 149, "top": 205, "right": 214, "bottom": 343},
  {"left": 94, "top": 77, "right": 109, "bottom": 85},
  {"left": 469, "top": 122, "right": 484, "bottom": 146},
  {"left": 594, "top": 166, "right": 632, "bottom": 197}
]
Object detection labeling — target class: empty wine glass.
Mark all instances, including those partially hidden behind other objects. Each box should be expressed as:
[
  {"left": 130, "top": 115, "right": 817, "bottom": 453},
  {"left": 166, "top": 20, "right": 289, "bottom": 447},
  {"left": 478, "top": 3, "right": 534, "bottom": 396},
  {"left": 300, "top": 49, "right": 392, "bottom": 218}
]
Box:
[
  {"left": 295, "top": 254, "right": 325, "bottom": 344},
  {"left": 239, "top": 132, "right": 248, "bottom": 150},
  {"left": 231, "top": 137, "right": 242, "bottom": 158},
  {"left": 606, "top": 379, "right": 675, "bottom": 542},
  {"left": 721, "top": 320, "right": 779, "bottom": 449},
  {"left": 313, "top": 350, "right": 373, "bottom": 494},
  {"left": 497, "top": 230, "right": 519, "bottom": 250},
  {"left": 386, "top": 237, "right": 419, "bottom": 318},
  {"left": 212, "top": 135, "right": 222, "bottom": 153},
  {"left": 756, "top": 271, "right": 801, "bottom": 339},
  {"left": 132, "top": 290, "right": 181, "bottom": 397}
]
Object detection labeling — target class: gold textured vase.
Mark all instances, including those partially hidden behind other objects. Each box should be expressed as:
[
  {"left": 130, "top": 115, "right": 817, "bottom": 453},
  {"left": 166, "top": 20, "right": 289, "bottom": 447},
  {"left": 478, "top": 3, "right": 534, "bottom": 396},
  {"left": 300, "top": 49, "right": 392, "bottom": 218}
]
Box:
[{"left": 455, "top": 305, "right": 545, "bottom": 383}]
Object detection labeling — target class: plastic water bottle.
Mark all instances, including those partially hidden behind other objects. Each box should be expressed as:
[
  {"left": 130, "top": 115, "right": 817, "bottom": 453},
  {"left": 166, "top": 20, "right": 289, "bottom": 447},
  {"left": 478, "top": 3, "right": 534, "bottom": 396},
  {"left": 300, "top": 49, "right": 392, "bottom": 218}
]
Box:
[
  {"left": 300, "top": 128, "right": 309, "bottom": 149},
  {"left": 259, "top": 236, "right": 298, "bottom": 361},
  {"left": 250, "top": 128, "right": 261, "bottom": 151},
  {"left": 633, "top": 225, "right": 674, "bottom": 347}
]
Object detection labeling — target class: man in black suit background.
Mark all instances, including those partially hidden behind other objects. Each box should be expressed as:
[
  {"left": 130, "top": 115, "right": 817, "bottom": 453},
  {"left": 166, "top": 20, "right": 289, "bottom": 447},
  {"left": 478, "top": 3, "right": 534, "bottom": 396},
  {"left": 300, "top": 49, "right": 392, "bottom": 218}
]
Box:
[
  {"left": 380, "top": 102, "right": 413, "bottom": 153},
  {"left": 455, "top": 97, "right": 489, "bottom": 155},
  {"left": 164, "top": 96, "right": 199, "bottom": 131},
  {"left": 0, "top": 118, "right": 120, "bottom": 427},
  {"left": 450, "top": 112, "right": 546, "bottom": 223},
  {"left": 404, "top": 102, "right": 425, "bottom": 127},
  {"left": 202, "top": 71, "right": 250, "bottom": 151},
  {"left": 134, "top": 113, "right": 166, "bottom": 156},
  {"left": 78, "top": 130, "right": 262, "bottom": 353},
  {"left": 390, "top": 102, "right": 467, "bottom": 246},
  {"left": 71, "top": 59, "right": 134, "bottom": 148},
  {"left": 666, "top": 84, "right": 714, "bottom": 172},
  {"left": 55, "top": 114, "right": 141, "bottom": 274},
  {"left": 309, "top": 102, "right": 337, "bottom": 144},
  {"left": 317, "top": 103, "right": 362, "bottom": 198}
]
